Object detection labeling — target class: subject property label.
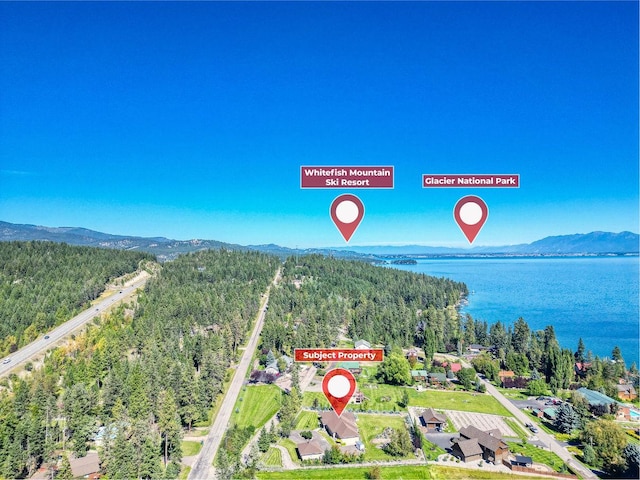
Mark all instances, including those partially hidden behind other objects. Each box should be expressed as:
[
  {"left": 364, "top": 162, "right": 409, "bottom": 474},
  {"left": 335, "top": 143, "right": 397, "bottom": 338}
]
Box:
[
  {"left": 423, "top": 174, "right": 520, "bottom": 188},
  {"left": 301, "top": 166, "right": 394, "bottom": 188}
]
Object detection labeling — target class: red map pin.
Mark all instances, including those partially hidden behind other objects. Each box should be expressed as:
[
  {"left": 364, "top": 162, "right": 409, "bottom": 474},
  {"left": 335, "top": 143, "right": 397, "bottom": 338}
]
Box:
[
  {"left": 322, "top": 368, "right": 357, "bottom": 417},
  {"left": 454, "top": 195, "right": 489, "bottom": 244},
  {"left": 330, "top": 194, "right": 365, "bottom": 243}
]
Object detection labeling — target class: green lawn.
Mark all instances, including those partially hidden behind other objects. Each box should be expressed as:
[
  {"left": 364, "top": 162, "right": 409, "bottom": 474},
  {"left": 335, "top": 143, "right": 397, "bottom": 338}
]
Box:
[
  {"left": 178, "top": 466, "right": 191, "bottom": 480},
  {"left": 256, "top": 464, "right": 544, "bottom": 480},
  {"left": 295, "top": 410, "right": 320, "bottom": 430},
  {"left": 305, "top": 384, "right": 512, "bottom": 417},
  {"left": 278, "top": 438, "right": 301, "bottom": 465},
  {"left": 504, "top": 418, "right": 528, "bottom": 440},
  {"left": 357, "top": 413, "right": 414, "bottom": 462},
  {"left": 508, "top": 441, "right": 570, "bottom": 473},
  {"left": 230, "top": 384, "right": 282, "bottom": 430},
  {"left": 262, "top": 447, "right": 282, "bottom": 467},
  {"left": 181, "top": 440, "right": 202, "bottom": 457}
]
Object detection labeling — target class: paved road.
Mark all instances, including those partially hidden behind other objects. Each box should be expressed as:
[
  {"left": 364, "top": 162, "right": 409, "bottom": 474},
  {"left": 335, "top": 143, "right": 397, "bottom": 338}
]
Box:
[
  {"left": 0, "top": 271, "right": 149, "bottom": 377},
  {"left": 189, "top": 268, "right": 281, "bottom": 480},
  {"left": 480, "top": 377, "right": 598, "bottom": 479}
]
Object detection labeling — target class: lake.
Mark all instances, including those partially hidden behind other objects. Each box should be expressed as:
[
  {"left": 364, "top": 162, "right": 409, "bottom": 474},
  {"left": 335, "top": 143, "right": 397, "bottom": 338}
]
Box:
[{"left": 388, "top": 256, "right": 639, "bottom": 367}]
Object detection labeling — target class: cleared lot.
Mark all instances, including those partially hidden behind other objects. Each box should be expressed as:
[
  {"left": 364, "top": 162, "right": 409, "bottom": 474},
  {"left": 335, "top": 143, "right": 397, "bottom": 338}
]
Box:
[{"left": 444, "top": 409, "right": 517, "bottom": 437}]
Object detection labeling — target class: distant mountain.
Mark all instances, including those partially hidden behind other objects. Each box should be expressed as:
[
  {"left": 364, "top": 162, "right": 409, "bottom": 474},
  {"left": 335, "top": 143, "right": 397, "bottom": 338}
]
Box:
[
  {"left": 334, "top": 231, "right": 639, "bottom": 256},
  {"left": 1, "top": 221, "right": 637, "bottom": 260},
  {"left": 0, "top": 221, "right": 376, "bottom": 262}
]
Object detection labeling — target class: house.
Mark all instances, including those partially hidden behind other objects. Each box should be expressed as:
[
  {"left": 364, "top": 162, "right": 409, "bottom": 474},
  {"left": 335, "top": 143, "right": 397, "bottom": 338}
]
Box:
[
  {"left": 428, "top": 372, "right": 448, "bottom": 386},
  {"left": 280, "top": 355, "right": 294, "bottom": 371},
  {"left": 442, "top": 362, "right": 462, "bottom": 374},
  {"left": 337, "top": 361, "right": 361, "bottom": 375},
  {"left": 616, "top": 383, "right": 637, "bottom": 401},
  {"left": 531, "top": 408, "right": 544, "bottom": 418},
  {"left": 354, "top": 339, "right": 371, "bottom": 350},
  {"left": 542, "top": 408, "right": 557, "bottom": 420},
  {"left": 576, "top": 387, "right": 617, "bottom": 408},
  {"left": 419, "top": 408, "right": 447, "bottom": 432},
  {"left": 405, "top": 348, "right": 423, "bottom": 363},
  {"left": 512, "top": 455, "right": 533, "bottom": 467},
  {"left": 69, "top": 452, "right": 101, "bottom": 478},
  {"left": 319, "top": 411, "right": 360, "bottom": 445},
  {"left": 411, "top": 369, "right": 428, "bottom": 382},
  {"left": 458, "top": 426, "right": 509, "bottom": 463},
  {"left": 451, "top": 438, "right": 484, "bottom": 463},
  {"left": 296, "top": 440, "right": 325, "bottom": 461},
  {"left": 350, "top": 391, "right": 366, "bottom": 404},
  {"left": 574, "top": 362, "right": 592, "bottom": 377},
  {"left": 265, "top": 361, "right": 279, "bottom": 376}
]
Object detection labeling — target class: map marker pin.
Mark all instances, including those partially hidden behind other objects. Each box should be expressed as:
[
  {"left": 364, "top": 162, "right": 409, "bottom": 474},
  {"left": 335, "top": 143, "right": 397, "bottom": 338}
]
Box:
[
  {"left": 454, "top": 195, "right": 489, "bottom": 244},
  {"left": 322, "top": 368, "right": 357, "bottom": 417},
  {"left": 330, "top": 194, "right": 365, "bottom": 243}
]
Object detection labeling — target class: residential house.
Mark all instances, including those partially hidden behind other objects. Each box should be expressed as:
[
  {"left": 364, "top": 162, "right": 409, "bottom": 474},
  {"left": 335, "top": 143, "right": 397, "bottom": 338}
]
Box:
[
  {"left": 296, "top": 440, "right": 325, "bottom": 461},
  {"left": 350, "top": 391, "right": 366, "bottom": 404},
  {"left": 442, "top": 362, "right": 462, "bottom": 374},
  {"left": 616, "top": 383, "right": 637, "bottom": 401},
  {"left": 458, "top": 426, "right": 509, "bottom": 463},
  {"left": 512, "top": 455, "right": 533, "bottom": 467},
  {"left": 498, "top": 370, "right": 515, "bottom": 385},
  {"left": 280, "top": 355, "right": 294, "bottom": 371},
  {"left": 574, "top": 362, "right": 592, "bottom": 378},
  {"left": 576, "top": 387, "right": 617, "bottom": 408},
  {"left": 337, "top": 361, "right": 361, "bottom": 375},
  {"left": 265, "top": 361, "right": 279, "bottom": 376},
  {"left": 69, "top": 452, "right": 101, "bottom": 478},
  {"left": 354, "top": 339, "right": 371, "bottom": 350},
  {"left": 419, "top": 408, "right": 447, "bottom": 432},
  {"left": 411, "top": 370, "right": 428, "bottom": 382},
  {"left": 427, "top": 372, "right": 447, "bottom": 386},
  {"left": 451, "top": 438, "right": 484, "bottom": 463},
  {"left": 542, "top": 408, "right": 557, "bottom": 421},
  {"left": 319, "top": 411, "right": 360, "bottom": 445}
]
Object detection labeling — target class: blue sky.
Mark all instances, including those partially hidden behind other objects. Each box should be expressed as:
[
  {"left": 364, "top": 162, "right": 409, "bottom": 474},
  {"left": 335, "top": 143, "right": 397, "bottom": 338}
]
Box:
[{"left": 1, "top": 1, "right": 637, "bottom": 248}]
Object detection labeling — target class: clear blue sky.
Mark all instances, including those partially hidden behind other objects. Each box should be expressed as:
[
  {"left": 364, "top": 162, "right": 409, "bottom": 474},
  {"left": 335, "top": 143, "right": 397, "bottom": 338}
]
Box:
[{"left": 1, "top": 1, "right": 637, "bottom": 248}]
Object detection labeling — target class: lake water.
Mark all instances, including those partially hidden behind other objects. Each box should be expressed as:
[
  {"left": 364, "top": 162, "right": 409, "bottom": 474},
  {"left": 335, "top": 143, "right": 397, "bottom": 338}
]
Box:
[{"left": 388, "top": 256, "right": 639, "bottom": 367}]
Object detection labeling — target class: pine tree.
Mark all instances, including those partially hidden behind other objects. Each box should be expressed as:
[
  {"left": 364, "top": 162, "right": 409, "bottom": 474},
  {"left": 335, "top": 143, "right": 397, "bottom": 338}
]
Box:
[
  {"left": 57, "top": 453, "right": 73, "bottom": 480},
  {"left": 157, "top": 389, "right": 182, "bottom": 467},
  {"left": 553, "top": 403, "right": 580, "bottom": 433}
]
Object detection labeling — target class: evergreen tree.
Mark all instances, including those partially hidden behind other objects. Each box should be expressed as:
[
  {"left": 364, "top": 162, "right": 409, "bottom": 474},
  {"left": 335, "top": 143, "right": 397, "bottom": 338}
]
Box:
[
  {"left": 157, "top": 389, "right": 182, "bottom": 467},
  {"left": 57, "top": 453, "right": 73, "bottom": 480},
  {"left": 575, "top": 338, "right": 586, "bottom": 364},
  {"left": 553, "top": 403, "right": 580, "bottom": 433}
]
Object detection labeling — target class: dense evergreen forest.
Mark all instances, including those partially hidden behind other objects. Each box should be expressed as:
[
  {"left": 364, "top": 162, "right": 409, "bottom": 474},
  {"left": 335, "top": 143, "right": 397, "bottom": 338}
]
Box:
[
  {"left": 261, "top": 255, "right": 468, "bottom": 353},
  {"left": 0, "top": 248, "right": 278, "bottom": 479},
  {"left": 0, "top": 241, "right": 153, "bottom": 356}
]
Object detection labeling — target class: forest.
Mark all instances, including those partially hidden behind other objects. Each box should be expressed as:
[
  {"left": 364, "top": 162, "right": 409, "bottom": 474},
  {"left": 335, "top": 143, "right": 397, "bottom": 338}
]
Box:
[
  {"left": 0, "top": 241, "right": 153, "bottom": 356},
  {"left": 260, "top": 254, "right": 468, "bottom": 354},
  {"left": 0, "top": 246, "right": 278, "bottom": 479}
]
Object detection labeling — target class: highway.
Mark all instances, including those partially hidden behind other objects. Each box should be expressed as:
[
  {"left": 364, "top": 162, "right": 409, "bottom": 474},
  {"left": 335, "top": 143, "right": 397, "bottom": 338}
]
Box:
[
  {"left": 188, "top": 268, "right": 281, "bottom": 480},
  {"left": 0, "top": 271, "right": 150, "bottom": 378}
]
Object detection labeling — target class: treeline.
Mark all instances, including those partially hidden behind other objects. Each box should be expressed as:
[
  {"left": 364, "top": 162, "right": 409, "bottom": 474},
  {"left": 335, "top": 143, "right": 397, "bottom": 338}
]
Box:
[
  {"left": 0, "top": 249, "right": 278, "bottom": 479},
  {"left": 261, "top": 255, "right": 467, "bottom": 353},
  {"left": 0, "top": 241, "right": 153, "bottom": 355}
]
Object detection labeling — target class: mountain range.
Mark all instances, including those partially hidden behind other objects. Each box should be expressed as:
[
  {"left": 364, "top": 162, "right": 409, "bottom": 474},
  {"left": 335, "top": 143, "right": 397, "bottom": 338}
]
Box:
[{"left": 0, "top": 221, "right": 637, "bottom": 261}]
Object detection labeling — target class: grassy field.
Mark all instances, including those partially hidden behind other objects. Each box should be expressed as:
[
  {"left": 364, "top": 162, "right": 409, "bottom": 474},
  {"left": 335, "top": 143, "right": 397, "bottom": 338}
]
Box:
[
  {"left": 178, "top": 466, "right": 191, "bottom": 480},
  {"left": 256, "top": 464, "right": 545, "bottom": 479},
  {"left": 304, "top": 384, "right": 512, "bottom": 417},
  {"left": 295, "top": 410, "right": 320, "bottom": 430},
  {"left": 181, "top": 440, "right": 202, "bottom": 457},
  {"left": 262, "top": 447, "right": 283, "bottom": 467},
  {"left": 508, "top": 441, "right": 570, "bottom": 473},
  {"left": 230, "top": 384, "right": 282, "bottom": 430},
  {"left": 504, "top": 418, "right": 528, "bottom": 440},
  {"left": 358, "top": 413, "right": 414, "bottom": 462}
]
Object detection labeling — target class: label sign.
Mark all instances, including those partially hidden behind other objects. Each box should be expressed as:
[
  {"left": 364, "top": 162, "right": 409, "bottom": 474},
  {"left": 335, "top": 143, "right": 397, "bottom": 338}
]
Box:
[
  {"left": 294, "top": 348, "right": 384, "bottom": 362},
  {"left": 301, "top": 166, "right": 394, "bottom": 188},
  {"left": 423, "top": 174, "right": 519, "bottom": 188}
]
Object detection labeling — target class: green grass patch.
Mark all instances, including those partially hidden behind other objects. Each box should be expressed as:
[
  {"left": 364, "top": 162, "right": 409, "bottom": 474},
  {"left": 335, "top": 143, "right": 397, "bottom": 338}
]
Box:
[
  {"left": 303, "top": 391, "right": 330, "bottom": 409},
  {"left": 278, "top": 438, "right": 300, "bottom": 465},
  {"left": 185, "top": 428, "right": 208, "bottom": 437},
  {"left": 508, "top": 441, "right": 569, "bottom": 473},
  {"left": 178, "top": 466, "right": 191, "bottom": 480},
  {"left": 181, "top": 440, "right": 202, "bottom": 457},
  {"left": 495, "top": 387, "right": 529, "bottom": 400},
  {"left": 504, "top": 418, "right": 528, "bottom": 439},
  {"left": 357, "top": 413, "right": 413, "bottom": 462},
  {"left": 256, "top": 464, "right": 544, "bottom": 479},
  {"left": 261, "top": 447, "right": 282, "bottom": 467},
  {"left": 230, "top": 384, "right": 282, "bottom": 430},
  {"left": 422, "top": 438, "right": 446, "bottom": 460},
  {"left": 295, "top": 410, "right": 320, "bottom": 430}
]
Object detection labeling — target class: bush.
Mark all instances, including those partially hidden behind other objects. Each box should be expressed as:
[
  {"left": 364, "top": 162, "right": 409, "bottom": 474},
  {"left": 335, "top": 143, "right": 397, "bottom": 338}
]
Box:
[{"left": 300, "top": 430, "right": 312, "bottom": 440}]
